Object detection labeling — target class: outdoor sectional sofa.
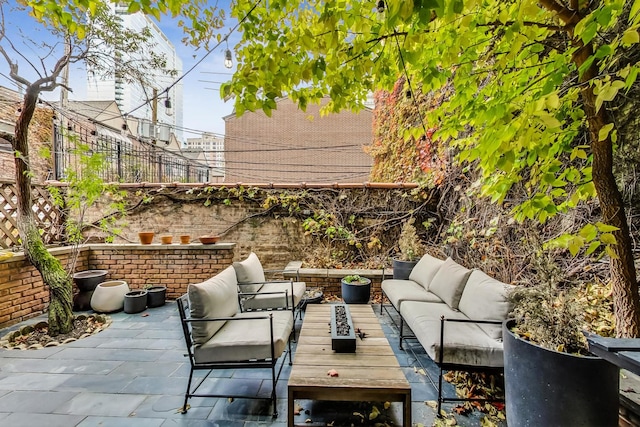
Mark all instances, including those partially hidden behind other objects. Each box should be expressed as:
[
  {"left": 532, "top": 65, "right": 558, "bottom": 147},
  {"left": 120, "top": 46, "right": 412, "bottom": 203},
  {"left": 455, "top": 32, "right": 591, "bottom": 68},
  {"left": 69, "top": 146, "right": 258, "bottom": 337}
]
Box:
[{"left": 380, "top": 254, "right": 515, "bottom": 414}]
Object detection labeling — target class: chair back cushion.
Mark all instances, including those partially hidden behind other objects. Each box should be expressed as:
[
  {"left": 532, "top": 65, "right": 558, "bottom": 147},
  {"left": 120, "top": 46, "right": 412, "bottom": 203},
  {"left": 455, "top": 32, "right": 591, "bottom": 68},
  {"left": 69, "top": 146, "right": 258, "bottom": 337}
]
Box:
[
  {"left": 428, "top": 257, "right": 472, "bottom": 309},
  {"left": 233, "top": 252, "right": 266, "bottom": 293},
  {"left": 409, "top": 253, "right": 445, "bottom": 290},
  {"left": 458, "top": 270, "right": 515, "bottom": 339},
  {"left": 188, "top": 266, "right": 239, "bottom": 345}
]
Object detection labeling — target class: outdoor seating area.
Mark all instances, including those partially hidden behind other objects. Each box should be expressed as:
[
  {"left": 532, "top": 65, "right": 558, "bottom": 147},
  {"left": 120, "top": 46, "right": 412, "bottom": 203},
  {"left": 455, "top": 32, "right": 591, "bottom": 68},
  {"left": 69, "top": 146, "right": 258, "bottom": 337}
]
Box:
[{"left": 0, "top": 299, "right": 507, "bottom": 426}]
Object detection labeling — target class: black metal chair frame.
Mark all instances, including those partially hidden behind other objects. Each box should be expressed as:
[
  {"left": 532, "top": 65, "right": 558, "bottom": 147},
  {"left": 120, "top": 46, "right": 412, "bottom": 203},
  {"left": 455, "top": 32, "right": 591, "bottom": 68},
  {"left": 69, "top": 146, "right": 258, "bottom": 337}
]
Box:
[
  {"left": 238, "top": 278, "right": 304, "bottom": 321},
  {"left": 177, "top": 295, "right": 293, "bottom": 418},
  {"left": 396, "top": 313, "right": 505, "bottom": 416}
]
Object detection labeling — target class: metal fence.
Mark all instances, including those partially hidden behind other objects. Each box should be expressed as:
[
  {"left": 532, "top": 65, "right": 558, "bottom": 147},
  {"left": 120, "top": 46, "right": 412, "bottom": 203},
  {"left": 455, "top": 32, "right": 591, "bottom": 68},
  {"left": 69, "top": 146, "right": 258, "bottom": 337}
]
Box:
[{"left": 53, "top": 124, "right": 213, "bottom": 183}]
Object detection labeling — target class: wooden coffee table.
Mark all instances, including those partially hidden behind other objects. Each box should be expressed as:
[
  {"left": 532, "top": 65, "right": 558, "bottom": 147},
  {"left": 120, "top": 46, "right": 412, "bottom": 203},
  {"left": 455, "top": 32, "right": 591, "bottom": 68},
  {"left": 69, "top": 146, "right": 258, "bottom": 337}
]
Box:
[{"left": 287, "top": 304, "right": 411, "bottom": 426}]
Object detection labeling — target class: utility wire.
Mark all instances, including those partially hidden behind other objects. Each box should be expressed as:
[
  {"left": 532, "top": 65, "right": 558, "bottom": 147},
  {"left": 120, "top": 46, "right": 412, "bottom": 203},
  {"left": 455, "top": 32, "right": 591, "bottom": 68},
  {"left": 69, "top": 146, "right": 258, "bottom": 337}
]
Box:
[{"left": 123, "top": 0, "right": 263, "bottom": 117}]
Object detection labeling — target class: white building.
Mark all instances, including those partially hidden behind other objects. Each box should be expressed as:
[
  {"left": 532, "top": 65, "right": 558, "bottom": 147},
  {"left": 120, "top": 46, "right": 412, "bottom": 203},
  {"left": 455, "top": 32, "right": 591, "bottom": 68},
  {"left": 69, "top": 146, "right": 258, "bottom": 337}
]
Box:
[
  {"left": 184, "top": 133, "right": 225, "bottom": 172},
  {"left": 86, "top": 3, "right": 184, "bottom": 143}
]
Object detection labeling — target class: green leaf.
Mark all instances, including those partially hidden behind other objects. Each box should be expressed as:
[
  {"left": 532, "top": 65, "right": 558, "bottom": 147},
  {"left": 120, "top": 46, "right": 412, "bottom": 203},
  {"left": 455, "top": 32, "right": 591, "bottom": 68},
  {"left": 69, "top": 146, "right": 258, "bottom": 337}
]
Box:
[
  {"left": 622, "top": 29, "right": 640, "bottom": 45},
  {"left": 596, "top": 222, "right": 619, "bottom": 232},
  {"left": 600, "top": 233, "right": 617, "bottom": 244},
  {"left": 585, "top": 241, "right": 601, "bottom": 255},
  {"left": 598, "top": 123, "right": 614, "bottom": 141}
]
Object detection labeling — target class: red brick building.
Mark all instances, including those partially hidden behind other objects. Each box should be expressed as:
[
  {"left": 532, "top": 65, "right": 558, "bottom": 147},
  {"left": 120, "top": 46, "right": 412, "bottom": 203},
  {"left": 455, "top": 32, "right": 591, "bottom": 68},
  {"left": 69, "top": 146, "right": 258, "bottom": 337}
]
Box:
[{"left": 223, "top": 97, "right": 373, "bottom": 183}]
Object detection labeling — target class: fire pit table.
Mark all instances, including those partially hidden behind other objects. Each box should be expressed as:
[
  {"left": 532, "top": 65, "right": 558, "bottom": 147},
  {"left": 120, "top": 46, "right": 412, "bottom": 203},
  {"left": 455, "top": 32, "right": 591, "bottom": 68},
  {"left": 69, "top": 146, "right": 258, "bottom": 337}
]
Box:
[{"left": 287, "top": 304, "right": 411, "bottom": 426}]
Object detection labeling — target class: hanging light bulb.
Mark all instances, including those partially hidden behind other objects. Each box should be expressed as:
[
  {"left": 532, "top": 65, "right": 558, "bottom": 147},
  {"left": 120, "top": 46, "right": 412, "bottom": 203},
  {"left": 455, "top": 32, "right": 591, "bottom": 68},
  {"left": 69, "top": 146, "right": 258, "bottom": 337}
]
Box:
[
  {"left": 376, "top": 0, "right": 385, "bottom": 14},
  {"left": 224, "top": 49, "right": 233, "bottom": 69},
  {"left": 164, "top": 97, "right": 173, "bottom": 116}
]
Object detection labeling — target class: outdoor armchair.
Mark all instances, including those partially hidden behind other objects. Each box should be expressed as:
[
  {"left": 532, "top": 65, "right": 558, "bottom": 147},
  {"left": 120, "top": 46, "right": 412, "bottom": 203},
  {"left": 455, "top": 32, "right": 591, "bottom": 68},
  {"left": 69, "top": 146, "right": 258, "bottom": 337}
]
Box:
[{"left": 177, "top": 266, "right": 293, "bottom": 418}]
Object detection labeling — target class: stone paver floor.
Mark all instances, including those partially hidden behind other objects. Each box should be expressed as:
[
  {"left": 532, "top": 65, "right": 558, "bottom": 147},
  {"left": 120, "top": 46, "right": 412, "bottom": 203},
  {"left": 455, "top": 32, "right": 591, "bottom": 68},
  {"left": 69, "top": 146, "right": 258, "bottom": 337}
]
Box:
[{"left": 0, "top": 303, "right": 503, "bottom": 426}]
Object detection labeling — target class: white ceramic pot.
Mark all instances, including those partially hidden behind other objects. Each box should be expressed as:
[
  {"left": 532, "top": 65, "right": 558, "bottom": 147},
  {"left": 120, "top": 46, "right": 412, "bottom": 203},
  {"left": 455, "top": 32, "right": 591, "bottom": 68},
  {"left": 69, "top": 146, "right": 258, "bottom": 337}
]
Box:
[{"left": 90, "top": 280, "right": 130, "bottom": 313}]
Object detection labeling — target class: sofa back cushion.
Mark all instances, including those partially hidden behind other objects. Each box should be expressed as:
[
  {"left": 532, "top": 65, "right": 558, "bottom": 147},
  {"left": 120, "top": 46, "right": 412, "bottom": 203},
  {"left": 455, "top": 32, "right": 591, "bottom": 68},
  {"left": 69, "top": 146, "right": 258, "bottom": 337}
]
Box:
[
  {"left": 409, "top": 253, "right": 445, "bottom": 290},
  {"left": 428, "top": 258, "right": 472, "bottom": 309},
  {"left": 458, "top": 270, "right": 515, "bottom": 339},
  {"left": 188, "top": 266, "right": 239, "bottom": 345},
  {"left": 233, "top": 252, "right": 266, "bottom": 293}
]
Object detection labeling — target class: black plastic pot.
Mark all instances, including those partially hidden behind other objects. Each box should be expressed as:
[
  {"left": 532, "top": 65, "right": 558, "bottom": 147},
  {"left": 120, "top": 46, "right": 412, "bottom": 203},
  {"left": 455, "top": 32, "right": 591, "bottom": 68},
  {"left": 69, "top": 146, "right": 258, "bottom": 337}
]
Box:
[
  {"left": 392, "top": 259, "right": 418, "bottom": 280},
  {"left": 72, "top": 269, "right": 108, "bottom": 311},
  {"left": 124, "top": 290, "right": 148, "bottom": 314},
  {"left": 341, "top": 277, "right": 371, "bottom": 304},
  {"left": 146, "top": 286, "right": 167, "bottom": 308},
  {"left": 503, "top": 319, "right": 619, "bottom": 427}
]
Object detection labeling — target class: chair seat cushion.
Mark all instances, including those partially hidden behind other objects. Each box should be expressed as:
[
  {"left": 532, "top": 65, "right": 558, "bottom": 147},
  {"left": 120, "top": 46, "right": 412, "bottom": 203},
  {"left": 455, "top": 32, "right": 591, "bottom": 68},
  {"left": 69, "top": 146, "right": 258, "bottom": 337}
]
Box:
[
  {"left": 193, "top": 310, "right": 293, "bottom": 364},
  {"left": 241, "top": 281, "right": 306, "bottom": 311},
  {"left": 382, "top": 279, "right": 443, "bottom": 310},
  {"left": 402, "top": 301, "right": 504, "bottom": 367}
]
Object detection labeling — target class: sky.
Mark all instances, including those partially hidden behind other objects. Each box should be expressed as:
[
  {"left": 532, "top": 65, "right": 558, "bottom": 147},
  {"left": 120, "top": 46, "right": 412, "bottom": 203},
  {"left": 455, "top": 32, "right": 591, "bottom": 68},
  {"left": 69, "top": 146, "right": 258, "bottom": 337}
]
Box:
[{"left": 0, "top": 1, "right": 239, "bottom": 138}]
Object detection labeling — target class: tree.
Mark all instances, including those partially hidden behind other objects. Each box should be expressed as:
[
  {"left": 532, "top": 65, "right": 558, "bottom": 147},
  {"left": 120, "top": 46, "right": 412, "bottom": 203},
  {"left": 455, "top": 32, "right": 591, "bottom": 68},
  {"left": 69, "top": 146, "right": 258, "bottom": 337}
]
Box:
[
  {"left": 6, "top": 0, "right": 222, "bottom": 335},
  {"left": 221, "top": 1, "right": 640, "bottom": 336}
]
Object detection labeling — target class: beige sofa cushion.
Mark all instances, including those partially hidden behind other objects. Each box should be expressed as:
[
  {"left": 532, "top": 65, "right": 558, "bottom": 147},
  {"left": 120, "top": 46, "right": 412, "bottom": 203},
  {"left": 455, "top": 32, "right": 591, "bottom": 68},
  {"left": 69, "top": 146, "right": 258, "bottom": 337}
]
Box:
[
  {"left": 409, "top": 254, "right": 445, "bottom": 290},
  {"left": 458, "top": 270, "right": 515, "bottom": 339},
  {"left": 402, "top": 301, "right": 504, "bottom": 367},
  {"left": 381, "top": 279, "right": 443, "bottom": 310},
  {"left": 193, "top": 310, "right": 293, "bottom": 363},
  {"left": 233, "top": 252, "right": 266, "bottom": 293},
  {"left": 428, "top": 258, "right": 472, "bottom": 309},
  {"left": 188, "top": 266, "right": 239, "bottom": 345}
]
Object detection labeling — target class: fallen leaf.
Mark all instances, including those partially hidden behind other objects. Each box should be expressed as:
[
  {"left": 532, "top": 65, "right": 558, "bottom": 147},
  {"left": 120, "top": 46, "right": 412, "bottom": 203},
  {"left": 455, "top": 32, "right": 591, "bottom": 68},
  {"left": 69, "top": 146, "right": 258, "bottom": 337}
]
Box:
[
  {"left": 353, "top": 411, "right": 364, "bottom": 419},
  {"left": 305, "top": 418, "right": 312, "bottom": 423},
  {"left": 446, "top": 417, "right": 458, "bottom": 425},
  {"left": 369, "top": 405, "right": 380, "bottom": 420},
  {"left": 227, "top": 397, "right": 234, "bottom": 403},
  {"left": 425, "top": 400, "right": 438, "bottom": 409},
  {"left": 327, "top": 422, "right": 335, "bottom": 427},
  {"left": 384, "top": 401, "right": 391, "bottom": 410},
  {"left": 294, "top": 403, "right": 304, "bottom": 415},
  {"left": 327, "top": 369, "right": 339, "bottom": 377},
  {"left": 141, "top": 313, "right": 149, "bottom": 317},
  {"left": 417, "top": 368, "right": 426, "bottom": 376},
  {"left": 176, "top": 404, "right": 190, "bottom": 414}
]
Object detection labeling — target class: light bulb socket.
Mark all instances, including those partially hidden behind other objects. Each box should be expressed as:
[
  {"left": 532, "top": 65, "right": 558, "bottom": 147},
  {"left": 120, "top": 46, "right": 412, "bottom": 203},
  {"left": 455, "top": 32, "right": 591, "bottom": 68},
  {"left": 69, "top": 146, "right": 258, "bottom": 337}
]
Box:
[
  {"left": 377, "top": 0, "right": 385, "bottom": 13},
  {"left": 164, "top": 98, "right": 172, "bottom": 109}
]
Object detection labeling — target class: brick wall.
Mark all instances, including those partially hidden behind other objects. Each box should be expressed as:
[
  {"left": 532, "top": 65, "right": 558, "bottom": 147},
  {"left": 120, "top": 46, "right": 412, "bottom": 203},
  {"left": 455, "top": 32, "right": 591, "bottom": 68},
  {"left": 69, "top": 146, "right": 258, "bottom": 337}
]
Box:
[
  {"left": 0, "top": 244, "right": 234, "bottom": 329},
  {"left": 87, "top": 243, "right": 235, "bottom": 299},
  {"left": 0, "top": 247, "right": 89, "bottom": 328}
]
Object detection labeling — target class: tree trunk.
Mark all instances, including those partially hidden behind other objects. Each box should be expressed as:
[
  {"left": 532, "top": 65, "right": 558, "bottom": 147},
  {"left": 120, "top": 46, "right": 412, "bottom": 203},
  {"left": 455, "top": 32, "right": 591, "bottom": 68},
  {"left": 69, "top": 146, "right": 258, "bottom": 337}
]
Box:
[
  {"left": 539, "top": 0, "right": 640, "bottom": 337},
  {"left": 13, "top": 86, "right": 73, "bottom": 336},
  {"left": 574, "top": 43, "right": 640, "bottom": 337}
]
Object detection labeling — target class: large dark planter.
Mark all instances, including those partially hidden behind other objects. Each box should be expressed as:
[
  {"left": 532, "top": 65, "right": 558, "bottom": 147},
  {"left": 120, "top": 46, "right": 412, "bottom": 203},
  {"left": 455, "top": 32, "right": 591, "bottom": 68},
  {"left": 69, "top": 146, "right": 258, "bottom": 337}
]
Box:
[
  {"left": 146, "top": 286, "right": 167, "bottom": 308},
  {"left": 503, "top": 319, "right": 619, "bottom": 427},
  {"left": 124, "top": 290, "right": 148, "bottom": 314},
  {"left": 72, "top": 269, "right": 108, "bottom": 311},
  {"left": 341, "top": 277, "right": 371, "bottom": 304},
  {"left": 392, "top": 259, "right": 418, "bottom": 280}
]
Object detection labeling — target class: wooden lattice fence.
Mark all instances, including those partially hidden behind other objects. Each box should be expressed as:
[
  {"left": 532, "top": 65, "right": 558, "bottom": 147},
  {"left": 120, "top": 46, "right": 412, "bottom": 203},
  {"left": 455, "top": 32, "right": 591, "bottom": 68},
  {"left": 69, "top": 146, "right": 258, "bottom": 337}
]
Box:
[{"left": 0, "top": 180, "right": 64, "bottom": 249}]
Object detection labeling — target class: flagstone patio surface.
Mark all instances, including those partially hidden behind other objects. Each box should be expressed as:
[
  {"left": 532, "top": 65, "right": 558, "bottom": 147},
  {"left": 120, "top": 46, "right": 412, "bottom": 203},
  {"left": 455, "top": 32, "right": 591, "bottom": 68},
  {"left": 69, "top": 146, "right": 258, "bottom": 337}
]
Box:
[{"left": 0, "top": 303, "right": 502, "bottom": 426}]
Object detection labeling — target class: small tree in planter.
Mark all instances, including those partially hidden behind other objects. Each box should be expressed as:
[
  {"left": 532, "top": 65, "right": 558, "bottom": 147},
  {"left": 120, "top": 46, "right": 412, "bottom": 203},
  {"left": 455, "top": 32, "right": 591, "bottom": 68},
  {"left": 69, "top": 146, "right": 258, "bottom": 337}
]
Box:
[
  {"left": 393, "top": 218, "right": 425, "bottom": 279},
  {"left": 503, "top": 253, "right": 618, "bottom": 426}
]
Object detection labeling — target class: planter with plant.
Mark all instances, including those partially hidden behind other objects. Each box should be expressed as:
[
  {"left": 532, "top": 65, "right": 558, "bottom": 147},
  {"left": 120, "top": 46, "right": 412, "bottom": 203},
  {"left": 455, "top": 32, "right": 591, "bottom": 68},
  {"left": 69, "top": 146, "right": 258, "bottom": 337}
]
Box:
[
  {"left": 503, "top": 261, "right": 619, "bottom": 426},
  {"left": 393, "top": 218, "right": 425, "bottom": 279},
  {"left": 341, "top": 274, "right": 371, "bottom": 304}
]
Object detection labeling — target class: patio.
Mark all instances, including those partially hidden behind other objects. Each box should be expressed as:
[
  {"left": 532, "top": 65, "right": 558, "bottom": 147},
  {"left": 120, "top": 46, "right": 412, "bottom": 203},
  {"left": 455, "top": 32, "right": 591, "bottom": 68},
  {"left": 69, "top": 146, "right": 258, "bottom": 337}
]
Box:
[{"left": 0, "top": 302, "right": 503, "bottom": 426}]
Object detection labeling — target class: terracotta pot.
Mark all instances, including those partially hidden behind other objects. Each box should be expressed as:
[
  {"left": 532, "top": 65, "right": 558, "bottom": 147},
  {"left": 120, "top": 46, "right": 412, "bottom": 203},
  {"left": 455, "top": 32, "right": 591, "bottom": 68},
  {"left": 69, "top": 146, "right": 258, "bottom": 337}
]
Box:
[
  {"left": 138, "top": 232, "right": 154, "bottom": 244},
  {"left": 180, "top": 235, "right": 191, "bottom": 244},
  {"left": 161, "top": 235, "right": 173, "bottom": 244}
]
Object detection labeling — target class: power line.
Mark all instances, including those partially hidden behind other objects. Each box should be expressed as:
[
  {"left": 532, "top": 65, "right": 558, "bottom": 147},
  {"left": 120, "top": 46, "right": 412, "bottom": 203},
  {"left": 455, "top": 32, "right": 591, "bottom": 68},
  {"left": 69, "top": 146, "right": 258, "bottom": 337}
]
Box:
[{"left": 123, "top": 0, "right": 263, "bottom": 117}]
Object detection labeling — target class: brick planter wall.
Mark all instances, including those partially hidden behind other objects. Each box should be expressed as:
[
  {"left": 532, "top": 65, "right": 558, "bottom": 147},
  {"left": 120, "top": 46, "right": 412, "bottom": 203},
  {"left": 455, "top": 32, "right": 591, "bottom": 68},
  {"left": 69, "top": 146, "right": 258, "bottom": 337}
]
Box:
[
  {"left": 0, "top": 247, "right": 89, "bottom": 328},
  {"left": 87, "top": 243, "right": 235, "bottom": 299},
  {"left": 0, "top": 243, "right": 235, "bottom": 329}
]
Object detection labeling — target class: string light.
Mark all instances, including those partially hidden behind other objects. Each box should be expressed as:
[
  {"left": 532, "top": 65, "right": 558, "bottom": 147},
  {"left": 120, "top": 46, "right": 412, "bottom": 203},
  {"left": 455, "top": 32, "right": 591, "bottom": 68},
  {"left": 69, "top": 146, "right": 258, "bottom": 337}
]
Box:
[
  {"left": 376, "top": 0, "right": 385, "bottom": 14},
  {"left": 224, "top": 48, "right": 233, "bottom": 69}
]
